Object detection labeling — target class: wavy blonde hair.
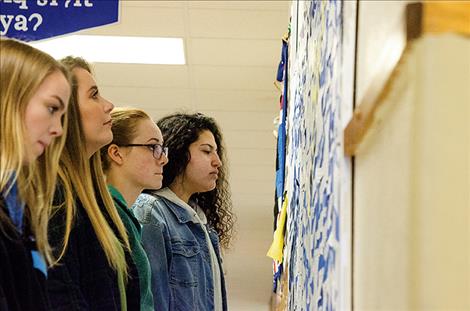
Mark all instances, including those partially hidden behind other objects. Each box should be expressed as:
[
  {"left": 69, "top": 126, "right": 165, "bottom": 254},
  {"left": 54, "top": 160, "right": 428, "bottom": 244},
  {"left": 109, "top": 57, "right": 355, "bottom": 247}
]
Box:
[
  {"left": 53, "top": 57, "right": 130, "bottom": 309},
  {"left": 0, "top": 38, "right": 70, "bottom": 263}
]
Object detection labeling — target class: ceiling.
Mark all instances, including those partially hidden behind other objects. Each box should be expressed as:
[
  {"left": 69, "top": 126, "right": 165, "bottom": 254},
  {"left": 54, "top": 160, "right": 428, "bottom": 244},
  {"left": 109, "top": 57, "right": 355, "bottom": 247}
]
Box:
[{"left": 82, "top": 1, "right": 291, "bottom": 309}]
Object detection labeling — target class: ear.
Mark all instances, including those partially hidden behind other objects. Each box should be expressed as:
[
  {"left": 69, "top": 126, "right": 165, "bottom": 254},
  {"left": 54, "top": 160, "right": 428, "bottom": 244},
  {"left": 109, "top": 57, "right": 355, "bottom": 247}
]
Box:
[{"left": 107, "top": 144, "right": 124, "bottom": 166}]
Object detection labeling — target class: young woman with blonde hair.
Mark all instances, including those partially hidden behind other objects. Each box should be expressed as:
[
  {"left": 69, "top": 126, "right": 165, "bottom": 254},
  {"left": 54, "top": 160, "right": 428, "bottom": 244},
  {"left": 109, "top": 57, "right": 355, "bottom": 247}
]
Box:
[
  {"left": 101, "top": 107, "right": 168, "bottom": 310},
  {"left": 46, "top": 57, "right": 140, "bottom": 310},
  {"left": 0, "top": 38, "right": 71, "bottom": 310}
]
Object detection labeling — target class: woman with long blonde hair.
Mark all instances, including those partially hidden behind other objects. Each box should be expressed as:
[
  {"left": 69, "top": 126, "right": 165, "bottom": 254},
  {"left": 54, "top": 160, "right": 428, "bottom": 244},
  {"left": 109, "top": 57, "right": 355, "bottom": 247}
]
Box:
[
  {"left": 0, "top": 38, "right": 70, "bottom": 310},
  {"left": 46, "top": 57, "right": 140, "bottom": 310}
]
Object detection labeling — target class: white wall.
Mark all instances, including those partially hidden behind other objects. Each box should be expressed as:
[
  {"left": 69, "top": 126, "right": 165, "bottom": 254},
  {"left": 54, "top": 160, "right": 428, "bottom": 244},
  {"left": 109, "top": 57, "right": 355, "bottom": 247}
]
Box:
[
  {"left": 355, "top": 3, "right": 470, "bottom": 310},
  {"left": 411, "top": 34, "right": 470, "bottom": 310},
  {"left": 340, "top": 1, "right": 357, "bottom": 310},
  {"left": 354, "top": 2, "right": 411, "bottom": 309},
  {"left": 355, "top": 44, "right": 417, "bottom": 310}
]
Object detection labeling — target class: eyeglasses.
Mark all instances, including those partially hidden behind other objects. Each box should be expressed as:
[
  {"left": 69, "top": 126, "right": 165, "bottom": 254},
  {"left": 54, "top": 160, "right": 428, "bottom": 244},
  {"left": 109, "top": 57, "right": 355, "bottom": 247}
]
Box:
[{"left": 120, "top": 143, "right": 168, "bottom": 160}]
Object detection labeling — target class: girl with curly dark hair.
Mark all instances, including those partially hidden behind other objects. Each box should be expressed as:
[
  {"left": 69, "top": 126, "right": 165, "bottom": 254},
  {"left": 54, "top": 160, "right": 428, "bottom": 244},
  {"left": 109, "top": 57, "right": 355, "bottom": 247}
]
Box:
[{"left": 133, "top": 112, "right": 234, "bottom": 311}]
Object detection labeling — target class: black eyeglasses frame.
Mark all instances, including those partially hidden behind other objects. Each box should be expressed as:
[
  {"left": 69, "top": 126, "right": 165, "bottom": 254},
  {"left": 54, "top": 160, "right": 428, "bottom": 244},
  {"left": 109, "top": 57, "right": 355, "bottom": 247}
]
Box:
[{"left": 119, "top": 143, "right": 168, "bottom": 160}]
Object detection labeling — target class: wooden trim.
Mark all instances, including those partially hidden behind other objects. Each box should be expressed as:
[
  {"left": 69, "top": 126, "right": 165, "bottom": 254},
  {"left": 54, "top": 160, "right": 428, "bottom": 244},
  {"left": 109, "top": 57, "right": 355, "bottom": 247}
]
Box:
[
  {"left": 344, "top": 46, "right": 411, "bottom": 156},
  {"left": 344, "top": 2, "right": 470, "bottom": 156},
  {"left": 406, "top": 2, "right": 423, "bottom": 41},
  {"left": 423, "top": 2, "right": 470, "bottom": 36}
]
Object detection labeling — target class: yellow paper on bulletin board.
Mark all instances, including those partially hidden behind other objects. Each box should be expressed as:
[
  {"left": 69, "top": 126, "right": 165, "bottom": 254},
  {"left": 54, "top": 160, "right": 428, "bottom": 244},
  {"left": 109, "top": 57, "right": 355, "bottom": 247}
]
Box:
[{"left": 267, "top": 196, "right": 288, "bottom": 262}]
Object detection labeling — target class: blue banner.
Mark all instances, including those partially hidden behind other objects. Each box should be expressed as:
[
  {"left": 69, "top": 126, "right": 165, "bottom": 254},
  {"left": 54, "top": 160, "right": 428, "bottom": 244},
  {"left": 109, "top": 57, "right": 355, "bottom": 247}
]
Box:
[{"left": 0, "top": 0, "right": 119, "bottom": 41}]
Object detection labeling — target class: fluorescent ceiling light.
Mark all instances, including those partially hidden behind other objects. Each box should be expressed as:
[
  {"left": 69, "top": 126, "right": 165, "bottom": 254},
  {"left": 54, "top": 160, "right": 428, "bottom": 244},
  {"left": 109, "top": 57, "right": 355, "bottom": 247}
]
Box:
[{"left": 30, "top": 35, "right": 185, "bottom": 65}]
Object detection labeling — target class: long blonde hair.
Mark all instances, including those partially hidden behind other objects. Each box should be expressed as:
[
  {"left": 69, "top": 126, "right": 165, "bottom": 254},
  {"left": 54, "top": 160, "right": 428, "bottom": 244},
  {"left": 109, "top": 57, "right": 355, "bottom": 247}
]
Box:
[
  {"left": 53, "top": 57, "right": 130, "bottom": 307},
  {"left": 0, "top": 38, "right": 70, "bottom": 263}
]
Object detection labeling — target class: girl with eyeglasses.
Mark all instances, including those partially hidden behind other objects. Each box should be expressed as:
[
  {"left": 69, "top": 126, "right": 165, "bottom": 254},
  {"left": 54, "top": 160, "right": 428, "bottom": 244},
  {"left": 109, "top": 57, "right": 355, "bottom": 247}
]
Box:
[
  {"left": 133, "top": 112, "right": 235, "bottom": 311},
  {"left": 0, "top": 38, "right": 71, "bottom": 311},
  {"left": 101, "top": 107, "right": 168, "bottom": 311}
]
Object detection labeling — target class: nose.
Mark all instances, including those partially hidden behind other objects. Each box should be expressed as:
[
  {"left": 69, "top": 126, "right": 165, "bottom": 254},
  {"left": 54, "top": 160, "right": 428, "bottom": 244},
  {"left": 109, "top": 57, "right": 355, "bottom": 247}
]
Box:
[
  {"left": 212, "top": 153, "right": 222, "bottom": 168},
  {"left": 50, "top": 115, "right": 64, "bottom": 137},
  {"left": 159, "top": 152, "right": 169, "bottom": 166},
  {"left": 103, "top": 96, "right": 114, "bottom": 113}
]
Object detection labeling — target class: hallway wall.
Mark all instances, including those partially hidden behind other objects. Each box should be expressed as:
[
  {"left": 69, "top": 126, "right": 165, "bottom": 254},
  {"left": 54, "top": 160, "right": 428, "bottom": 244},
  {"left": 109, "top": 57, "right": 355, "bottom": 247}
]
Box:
[
  {"left": 354, "top": 3, "right": 470, "bottom": 309},
  {"left": 411, "top": 34, "right": 469, "bottom": 310},
  {"left": 354, "top": 3, "right": 411, "bottom": 309}
]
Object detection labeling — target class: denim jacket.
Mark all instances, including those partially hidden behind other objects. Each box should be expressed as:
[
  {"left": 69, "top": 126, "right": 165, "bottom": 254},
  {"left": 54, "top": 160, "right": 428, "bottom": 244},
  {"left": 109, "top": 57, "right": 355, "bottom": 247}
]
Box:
[{"left": 133, "top": 191, "right": 227, "bottom": 311}]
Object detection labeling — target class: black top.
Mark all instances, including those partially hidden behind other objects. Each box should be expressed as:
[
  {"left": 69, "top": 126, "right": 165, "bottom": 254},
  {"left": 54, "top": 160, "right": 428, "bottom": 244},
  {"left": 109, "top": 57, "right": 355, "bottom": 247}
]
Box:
[
  {"left": 0, "top": 196, "right": 50, "bottom": 311},
  {"left": 46, "top": 188, "right": 140, "bottom": 310}
]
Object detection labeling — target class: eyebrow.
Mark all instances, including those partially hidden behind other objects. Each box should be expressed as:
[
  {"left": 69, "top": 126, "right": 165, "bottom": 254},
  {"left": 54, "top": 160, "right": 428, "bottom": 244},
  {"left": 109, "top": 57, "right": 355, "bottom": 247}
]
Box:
[
  {"left": 200, "top": 143, "right": 217, "bottom": 150},
  {"left": 52, "top": 95, "right": 66, "bottom": 110},
  {"left": 146, "top": 137, "right": 162, "bottom": 143},
  {"left": 88, "top": 85, "right": 98, "bottom": 95}
]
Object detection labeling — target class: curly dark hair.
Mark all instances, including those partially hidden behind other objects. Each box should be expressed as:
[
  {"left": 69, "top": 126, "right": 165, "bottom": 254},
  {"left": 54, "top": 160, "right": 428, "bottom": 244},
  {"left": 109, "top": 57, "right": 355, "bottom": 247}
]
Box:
[{"left": 157, "top": 112, "right": 234, "bottom": 249}]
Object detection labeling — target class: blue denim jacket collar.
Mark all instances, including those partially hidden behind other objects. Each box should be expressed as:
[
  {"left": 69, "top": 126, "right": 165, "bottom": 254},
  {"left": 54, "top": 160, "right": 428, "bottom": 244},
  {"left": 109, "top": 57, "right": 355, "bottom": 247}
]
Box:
[
  {"left": 166, "top": 201, "right": 193, "bottom": 224},
  {"left": 155, "top": 188, "right": 206, "bottom": 225}
]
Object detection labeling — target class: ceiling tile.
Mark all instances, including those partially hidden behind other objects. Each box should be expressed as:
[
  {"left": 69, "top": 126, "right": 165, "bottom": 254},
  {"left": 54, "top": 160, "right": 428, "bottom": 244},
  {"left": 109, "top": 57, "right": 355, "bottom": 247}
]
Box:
[
  {"left": 100, "top": 86, "right": 194, "bottom": 112},
  {"left": 188, "top": 38, "right": 281, "bottom": 67},
  {"left": 187, "top": 0, "right": 290, "bottom": 11},
  {"left": 188, "top": 8, "right": 288, "bottom": 39},
  {"left": 121, "top": 1, "right": 184, "bottom": 8},
  {"left": 194, "top": 89, "right": 280, "bottom": 112},
  {"left": 93, "top": 63, "right": 190, "bottom": 89},
  {"left": 82, "top": 6, "right": 186, "bottom": 37},
  {"left": 191, "top": 66, "right": 277, "bottom": 91}
]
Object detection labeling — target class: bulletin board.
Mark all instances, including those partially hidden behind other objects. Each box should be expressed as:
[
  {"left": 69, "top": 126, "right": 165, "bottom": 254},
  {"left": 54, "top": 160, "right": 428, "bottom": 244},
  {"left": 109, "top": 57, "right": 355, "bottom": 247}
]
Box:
[{"left": 280, "top": 0, "right": 345, "bottom": 309}]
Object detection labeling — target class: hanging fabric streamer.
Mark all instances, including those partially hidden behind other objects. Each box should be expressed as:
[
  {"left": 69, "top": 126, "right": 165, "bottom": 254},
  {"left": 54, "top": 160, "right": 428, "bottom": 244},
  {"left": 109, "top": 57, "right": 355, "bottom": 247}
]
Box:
[{"left": 267, "top": 195, "right": 288, "bottom": 262}]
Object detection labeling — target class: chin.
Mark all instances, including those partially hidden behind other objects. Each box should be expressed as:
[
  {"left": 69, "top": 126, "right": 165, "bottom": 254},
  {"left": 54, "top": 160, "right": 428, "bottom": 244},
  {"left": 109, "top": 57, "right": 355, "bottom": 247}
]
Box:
[
  {"left": 104, "top": 134, "right": 113, "bottom": 145},
  {"left": 23, "top": 153, "right": 38, "bottom": 165},
  {"left": 202, "top": 185, "right": 216, "bottom": 193},
  {"left": 97, "top": 136, "right": 113, "bottom": 148},
  {"left": 32, "top": 147, "right": 44, "bottom": 161},
  {"left": 147, "top": 182, "right": 162, "bottom": 191}
]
